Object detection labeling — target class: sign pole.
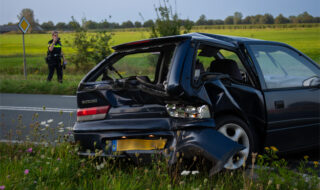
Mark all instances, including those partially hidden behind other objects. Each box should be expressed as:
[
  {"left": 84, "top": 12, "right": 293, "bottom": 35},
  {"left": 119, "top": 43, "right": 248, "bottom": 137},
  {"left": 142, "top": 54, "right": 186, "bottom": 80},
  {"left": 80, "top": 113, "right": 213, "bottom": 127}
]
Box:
[
  {"left": 18, "top": 17, "right": 30, "bottom": 80},
  {"left": 22, "top": 32, "right": 27, "bottom": 79}
]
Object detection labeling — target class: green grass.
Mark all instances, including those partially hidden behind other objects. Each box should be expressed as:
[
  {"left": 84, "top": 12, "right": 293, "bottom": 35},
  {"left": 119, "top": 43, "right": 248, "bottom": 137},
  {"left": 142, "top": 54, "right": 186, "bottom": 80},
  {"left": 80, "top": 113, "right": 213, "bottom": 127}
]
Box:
[
  {"left": 0, "top": 27, "right": 319, "bottom": 69},
  {"left": 0, "top": 75, "right": 81, "bottom": 95},
  {"left": 0, "top": 27, "right": 319, "bottom": 61},
  {"left": 0, "top": 31, "right": 149, "bottom": 57},
  {"left": 0, "top": 27, "right": 319, "bottom": 95},
  {"left": 0, "top": 115, "right": 319, "bottom": 189}
]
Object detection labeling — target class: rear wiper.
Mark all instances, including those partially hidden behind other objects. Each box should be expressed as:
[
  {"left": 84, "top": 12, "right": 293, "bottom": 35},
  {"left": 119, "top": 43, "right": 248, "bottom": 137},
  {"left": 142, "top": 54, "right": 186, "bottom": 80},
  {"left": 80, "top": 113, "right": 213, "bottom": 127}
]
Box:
[{"left": 108, "top": 65, "right": 123, "bottom": 79}]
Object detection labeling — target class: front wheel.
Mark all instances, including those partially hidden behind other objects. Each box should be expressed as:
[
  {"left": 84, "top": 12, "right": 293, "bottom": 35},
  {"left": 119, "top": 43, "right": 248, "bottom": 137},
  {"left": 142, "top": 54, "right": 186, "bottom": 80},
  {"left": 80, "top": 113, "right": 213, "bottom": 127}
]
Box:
[{"left": 216, "top": 116, "right": 259, "bottom": 170}]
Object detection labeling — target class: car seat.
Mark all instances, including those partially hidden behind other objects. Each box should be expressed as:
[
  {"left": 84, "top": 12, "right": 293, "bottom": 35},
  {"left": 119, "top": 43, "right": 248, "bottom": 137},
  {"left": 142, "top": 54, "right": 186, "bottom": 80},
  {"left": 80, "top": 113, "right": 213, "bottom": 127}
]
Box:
[{"left": 209, "top": 59, "right": 242, "bottom": 81}]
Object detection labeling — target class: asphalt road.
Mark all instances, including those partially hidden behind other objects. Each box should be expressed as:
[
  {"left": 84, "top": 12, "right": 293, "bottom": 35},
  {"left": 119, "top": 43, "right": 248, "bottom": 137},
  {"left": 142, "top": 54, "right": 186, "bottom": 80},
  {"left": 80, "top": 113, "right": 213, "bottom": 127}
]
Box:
[{"left": 0, "top": 93, "right": 77, "bottom": 142}]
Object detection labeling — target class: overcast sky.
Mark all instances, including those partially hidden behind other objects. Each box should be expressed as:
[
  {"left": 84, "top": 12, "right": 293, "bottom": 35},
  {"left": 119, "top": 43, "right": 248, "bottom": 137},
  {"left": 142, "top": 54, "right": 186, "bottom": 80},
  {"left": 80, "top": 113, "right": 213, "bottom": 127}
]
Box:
[{"left": 1, "top": 0, "right": 319, "bottom": 25}]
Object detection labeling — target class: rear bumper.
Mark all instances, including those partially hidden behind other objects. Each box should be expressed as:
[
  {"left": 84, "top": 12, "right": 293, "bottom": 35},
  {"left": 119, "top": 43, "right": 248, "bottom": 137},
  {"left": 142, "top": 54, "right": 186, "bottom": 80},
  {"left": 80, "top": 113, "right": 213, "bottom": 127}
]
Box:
[
  {"left": 74, "top": 130, "right": 174, "bottom": 156},
  {"left": 73, "top": 117, "right": 209, "bottom": 156},
  {"left": 73, "top": 117, "right": 244, "bottom": 174}
]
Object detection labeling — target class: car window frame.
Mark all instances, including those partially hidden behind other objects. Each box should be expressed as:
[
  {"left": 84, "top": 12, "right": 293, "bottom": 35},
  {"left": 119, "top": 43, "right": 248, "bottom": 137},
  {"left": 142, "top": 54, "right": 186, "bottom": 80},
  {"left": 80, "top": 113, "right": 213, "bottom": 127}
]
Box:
[
  {"left": 191, "top": 41, "right": 254, "bottom": 88},
  {"left": 82, "top": 43, "right": 178, "bottom": 83},
  {"left": 245, "top": 41, "right": 320, "bottom": 91},
  {"left": 109, "top": 51, "right": 163, "bottom": 82}
]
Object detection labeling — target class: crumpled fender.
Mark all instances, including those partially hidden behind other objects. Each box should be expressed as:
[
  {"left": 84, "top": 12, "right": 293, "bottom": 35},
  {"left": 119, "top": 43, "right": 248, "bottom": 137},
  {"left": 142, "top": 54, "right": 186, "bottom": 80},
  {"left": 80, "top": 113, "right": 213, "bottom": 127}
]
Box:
[{"left": 169, "top": 128, "right": 244, "bottom": 175}]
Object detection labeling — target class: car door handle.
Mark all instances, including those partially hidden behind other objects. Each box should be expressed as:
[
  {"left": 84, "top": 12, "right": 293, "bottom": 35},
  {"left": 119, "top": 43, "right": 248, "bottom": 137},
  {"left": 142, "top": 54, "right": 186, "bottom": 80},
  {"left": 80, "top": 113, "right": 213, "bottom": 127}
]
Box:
[{"left": 274, "top": 100, "right": 284, "bottom": 109}]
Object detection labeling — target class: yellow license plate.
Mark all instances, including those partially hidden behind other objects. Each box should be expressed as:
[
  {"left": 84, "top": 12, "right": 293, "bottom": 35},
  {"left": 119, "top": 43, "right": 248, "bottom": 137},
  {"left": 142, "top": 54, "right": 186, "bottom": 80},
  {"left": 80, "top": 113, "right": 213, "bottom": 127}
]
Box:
[{"left": 112, "top": 139, "right": 167, "bottom": 151}]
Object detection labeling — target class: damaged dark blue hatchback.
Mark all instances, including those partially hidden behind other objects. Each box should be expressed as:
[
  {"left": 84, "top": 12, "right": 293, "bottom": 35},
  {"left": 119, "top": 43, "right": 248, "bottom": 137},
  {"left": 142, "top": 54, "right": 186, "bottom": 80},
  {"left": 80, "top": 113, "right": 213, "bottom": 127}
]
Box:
[{"left": 73, "top": 33, "right": 320, "bottom": 173}]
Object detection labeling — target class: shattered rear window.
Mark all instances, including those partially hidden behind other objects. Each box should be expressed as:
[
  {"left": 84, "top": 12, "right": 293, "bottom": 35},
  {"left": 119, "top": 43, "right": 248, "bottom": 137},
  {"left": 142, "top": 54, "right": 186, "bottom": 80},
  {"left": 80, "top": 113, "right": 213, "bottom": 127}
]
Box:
[
  {"left": 90, "top": 44, "right": 176, "bottom": 84},
  {"left": 110, "top": 52, "right": 160, "bottom": 81}
]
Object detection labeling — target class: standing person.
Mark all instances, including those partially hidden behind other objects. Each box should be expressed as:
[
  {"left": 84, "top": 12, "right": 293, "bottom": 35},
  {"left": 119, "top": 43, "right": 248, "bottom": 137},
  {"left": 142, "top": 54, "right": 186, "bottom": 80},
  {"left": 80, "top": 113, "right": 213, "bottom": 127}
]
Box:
[{"left": 46, "top": 31, "right": 66, "bottom": 83}]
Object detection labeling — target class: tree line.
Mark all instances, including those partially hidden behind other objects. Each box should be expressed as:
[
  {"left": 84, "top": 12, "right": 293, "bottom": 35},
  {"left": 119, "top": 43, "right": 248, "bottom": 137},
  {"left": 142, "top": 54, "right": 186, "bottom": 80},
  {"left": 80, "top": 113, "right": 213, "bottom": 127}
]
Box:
[
  {"left": 42, "top": 11, "right": 320, "bottom": 31},
  {"left": 9, "top": 8, "right": 320, "bottom": 32}
]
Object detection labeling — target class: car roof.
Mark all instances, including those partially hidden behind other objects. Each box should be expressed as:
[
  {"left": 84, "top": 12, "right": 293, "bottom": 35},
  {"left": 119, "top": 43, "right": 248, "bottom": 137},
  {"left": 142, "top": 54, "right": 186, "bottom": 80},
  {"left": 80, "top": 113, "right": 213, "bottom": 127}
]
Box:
[
  {"left": 195, "top": 33, "right": 264, "bottom": 43},
  {"left": 112, "top": 32, "right": 283, "bottom": 51}
]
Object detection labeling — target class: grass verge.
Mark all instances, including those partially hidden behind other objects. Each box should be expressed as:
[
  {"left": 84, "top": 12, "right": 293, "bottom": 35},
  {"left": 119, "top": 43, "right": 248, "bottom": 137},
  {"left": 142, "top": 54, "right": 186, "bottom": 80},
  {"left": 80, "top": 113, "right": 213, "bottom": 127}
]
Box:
[
  {"left": 0, "top": 114, "right": 319, "bottom": 189},
  {"left": 0, "top": 139, "right": 319, "bottom": 189},
  {"left": 0, "top": 75, "right": 81, "bottom": 95}
]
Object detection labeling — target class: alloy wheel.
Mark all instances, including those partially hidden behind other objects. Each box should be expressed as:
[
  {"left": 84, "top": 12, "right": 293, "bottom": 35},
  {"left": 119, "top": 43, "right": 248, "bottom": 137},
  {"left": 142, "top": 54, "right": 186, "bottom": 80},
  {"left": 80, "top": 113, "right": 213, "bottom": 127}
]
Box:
[{"left": 218, "top": 123, "right": 250, "bottom": 170}]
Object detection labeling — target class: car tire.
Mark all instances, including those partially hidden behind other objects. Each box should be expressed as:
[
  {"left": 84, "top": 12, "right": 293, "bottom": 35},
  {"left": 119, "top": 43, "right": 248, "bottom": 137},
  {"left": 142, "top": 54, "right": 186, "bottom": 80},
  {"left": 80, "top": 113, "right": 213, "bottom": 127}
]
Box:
[{"left": 216, "top": 115, "right": 260, "bottom": 170}]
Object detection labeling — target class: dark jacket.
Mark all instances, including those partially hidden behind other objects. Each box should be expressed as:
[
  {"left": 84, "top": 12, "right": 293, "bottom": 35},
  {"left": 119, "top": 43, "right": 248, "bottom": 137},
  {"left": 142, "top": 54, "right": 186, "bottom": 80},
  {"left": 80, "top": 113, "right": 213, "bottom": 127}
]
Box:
[{"left": 47, "top": 39, "right": 62, "bottom": 64}]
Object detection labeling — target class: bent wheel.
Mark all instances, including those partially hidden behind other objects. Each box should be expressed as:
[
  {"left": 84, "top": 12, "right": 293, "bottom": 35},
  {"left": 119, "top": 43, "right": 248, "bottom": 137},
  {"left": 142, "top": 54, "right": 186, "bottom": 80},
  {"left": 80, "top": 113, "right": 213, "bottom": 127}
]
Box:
[{"left": 217, "top": 116, "right": 258, "bottom": 170}]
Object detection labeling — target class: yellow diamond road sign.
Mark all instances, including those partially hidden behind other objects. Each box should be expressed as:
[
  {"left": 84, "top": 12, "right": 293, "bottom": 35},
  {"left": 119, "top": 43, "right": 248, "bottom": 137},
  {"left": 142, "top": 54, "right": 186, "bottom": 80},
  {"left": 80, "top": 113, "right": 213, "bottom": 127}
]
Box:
[{"left": 18, "top": 17, "right": 30, "bottom": 33}]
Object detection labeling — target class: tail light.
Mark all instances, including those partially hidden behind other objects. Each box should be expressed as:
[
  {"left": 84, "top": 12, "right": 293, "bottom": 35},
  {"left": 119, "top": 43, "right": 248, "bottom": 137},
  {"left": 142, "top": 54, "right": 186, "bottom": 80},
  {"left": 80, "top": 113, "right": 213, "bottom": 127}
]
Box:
[{"left": 77, "top": 105, "right": 111, "bottom": 122}]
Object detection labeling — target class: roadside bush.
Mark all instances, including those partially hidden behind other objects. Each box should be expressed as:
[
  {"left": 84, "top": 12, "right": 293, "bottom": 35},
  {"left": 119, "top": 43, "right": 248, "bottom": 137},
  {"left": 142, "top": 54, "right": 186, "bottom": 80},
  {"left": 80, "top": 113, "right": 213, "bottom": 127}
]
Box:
[
  {"left": 67, "top": 17, "right": 113, "bottom": 72},
  {"left": 150, "top": 0, "right": 193, "bottom": 38}
]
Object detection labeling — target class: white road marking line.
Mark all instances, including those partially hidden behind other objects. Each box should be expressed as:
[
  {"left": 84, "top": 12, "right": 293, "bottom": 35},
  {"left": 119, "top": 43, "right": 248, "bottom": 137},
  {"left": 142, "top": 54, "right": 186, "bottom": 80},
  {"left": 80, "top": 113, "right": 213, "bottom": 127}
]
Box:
[
  {"left": 0, "top": 106, "right": 76, "bottom": 113},
  {"left": 61, "top": 95, "right": 76, "bottom": 98},
  {"left": 0, "top": 139, "right": 48, "bottom": 146}
]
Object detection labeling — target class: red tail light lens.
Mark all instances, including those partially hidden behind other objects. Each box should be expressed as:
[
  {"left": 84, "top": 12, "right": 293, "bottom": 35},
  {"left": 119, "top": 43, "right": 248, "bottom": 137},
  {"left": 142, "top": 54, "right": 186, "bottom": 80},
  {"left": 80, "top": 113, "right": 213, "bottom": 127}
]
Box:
[{"left": 77, "top": 105, "right": 110, "bottom": 122}]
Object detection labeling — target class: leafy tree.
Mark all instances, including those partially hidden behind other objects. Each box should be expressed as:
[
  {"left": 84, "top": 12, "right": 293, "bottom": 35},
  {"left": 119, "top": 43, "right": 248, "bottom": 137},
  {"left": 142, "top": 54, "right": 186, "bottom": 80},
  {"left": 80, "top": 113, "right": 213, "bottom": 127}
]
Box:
[
  {"left": 134, "top": 21, "right": 142, "bottom": 28},
  {"left": 260, "top": 13, "right": 274, "bottom": 24},
  {"left": 275, "top": 14, "right": 290, "bottom": 24},
  {"left": 98, "top": 19, "right": 110, "bottom": 29},
  {"left": 224, "top": 16, "right": 234, "bottom": 24},
  {"left": 55, "top": 22, "right": 67, "bottom": 30},
  {"left": 121, "top": 21, "right": 134, "bottom": 28},
  {"left": 297, "top": 12, "right": 314, "bottom": 23},
  {"left": 90, "top": 32, "right": 113, "bottom": 63},
  {"left": 150, "top": 0, "right": 185, "bottom": 37},
  {"left": 41, "top": 21, "right": 54, "bottom": 31},
  {"left": 214, "top": 19, "right": 224, "bottom": 25},
  {"left": 233, "top": 12, "right": 243, "bottom": 24},
  {"left": 206, "top": 19, "right": 214, "bottom": 25},
  {"left": 84, "top": 20, "right": 98, "bottom": 29},
  {"left": 206, "top": 19, "right": 224, "bottom": 25},
  {"left": 196, "top": 14, "right": 207, "bottom": 25},
  {"left": 242, "top": 16, "right": 252, "bottom": 24},
  {"left": 67, "top": 17, "right": 113, "bottom": 71},
  {"left": 143, "top": 19, "right": 154, "bottom": 27},
  {"left": 66, "top": 18, "right": 90, "bottom": 69},
  {"left": 17, "top": 8, "right": 38, "bottom": 33},
  {"left": 289, "top": 16, "right": 298, "bottom": 23},
  {"left": 251, "top": 14, "right": 263, "bottom": 24},
  {"left": 181, "top": 19, "right": 194, "bottom": 34},
  {"left": 313, "top": 17, "right": 320, "bottom": 23},
  {"left": 68, "top": 20, "right": 80, "bottom": 30},
  {"left": 109, "top": 22, "right": 120, "bottom": 29}
]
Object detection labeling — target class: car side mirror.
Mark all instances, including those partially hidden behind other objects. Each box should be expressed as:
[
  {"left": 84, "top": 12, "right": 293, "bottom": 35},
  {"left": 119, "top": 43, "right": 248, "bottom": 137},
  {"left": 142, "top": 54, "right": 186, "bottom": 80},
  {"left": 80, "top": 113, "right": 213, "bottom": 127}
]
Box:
[{"left": 303, "top": 76, "right": 320, "bottom": 88}]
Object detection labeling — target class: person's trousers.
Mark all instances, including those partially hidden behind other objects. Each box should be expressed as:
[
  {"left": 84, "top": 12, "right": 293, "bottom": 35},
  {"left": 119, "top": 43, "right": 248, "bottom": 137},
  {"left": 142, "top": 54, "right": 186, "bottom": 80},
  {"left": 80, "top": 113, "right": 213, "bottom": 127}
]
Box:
[{"left": 47, "top": 62, "right": 63, "bottom": 82}]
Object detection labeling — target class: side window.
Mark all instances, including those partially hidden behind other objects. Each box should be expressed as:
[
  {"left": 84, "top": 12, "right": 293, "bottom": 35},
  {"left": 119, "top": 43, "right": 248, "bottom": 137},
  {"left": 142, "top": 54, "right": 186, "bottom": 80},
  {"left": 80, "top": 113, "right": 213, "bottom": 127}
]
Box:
[
  {"left": 250, "top": 45, "right": 319, "bottom": 89},
  {"left": 193, "top": 44, "right": 249, "bottom": 84}
]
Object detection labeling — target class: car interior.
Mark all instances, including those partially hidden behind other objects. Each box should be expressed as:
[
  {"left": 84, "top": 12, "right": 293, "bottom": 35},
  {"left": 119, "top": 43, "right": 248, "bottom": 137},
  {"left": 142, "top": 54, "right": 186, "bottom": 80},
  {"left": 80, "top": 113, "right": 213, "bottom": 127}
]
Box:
[{"left": 193, "top": 44, "right": 250, "bottom": 85}]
